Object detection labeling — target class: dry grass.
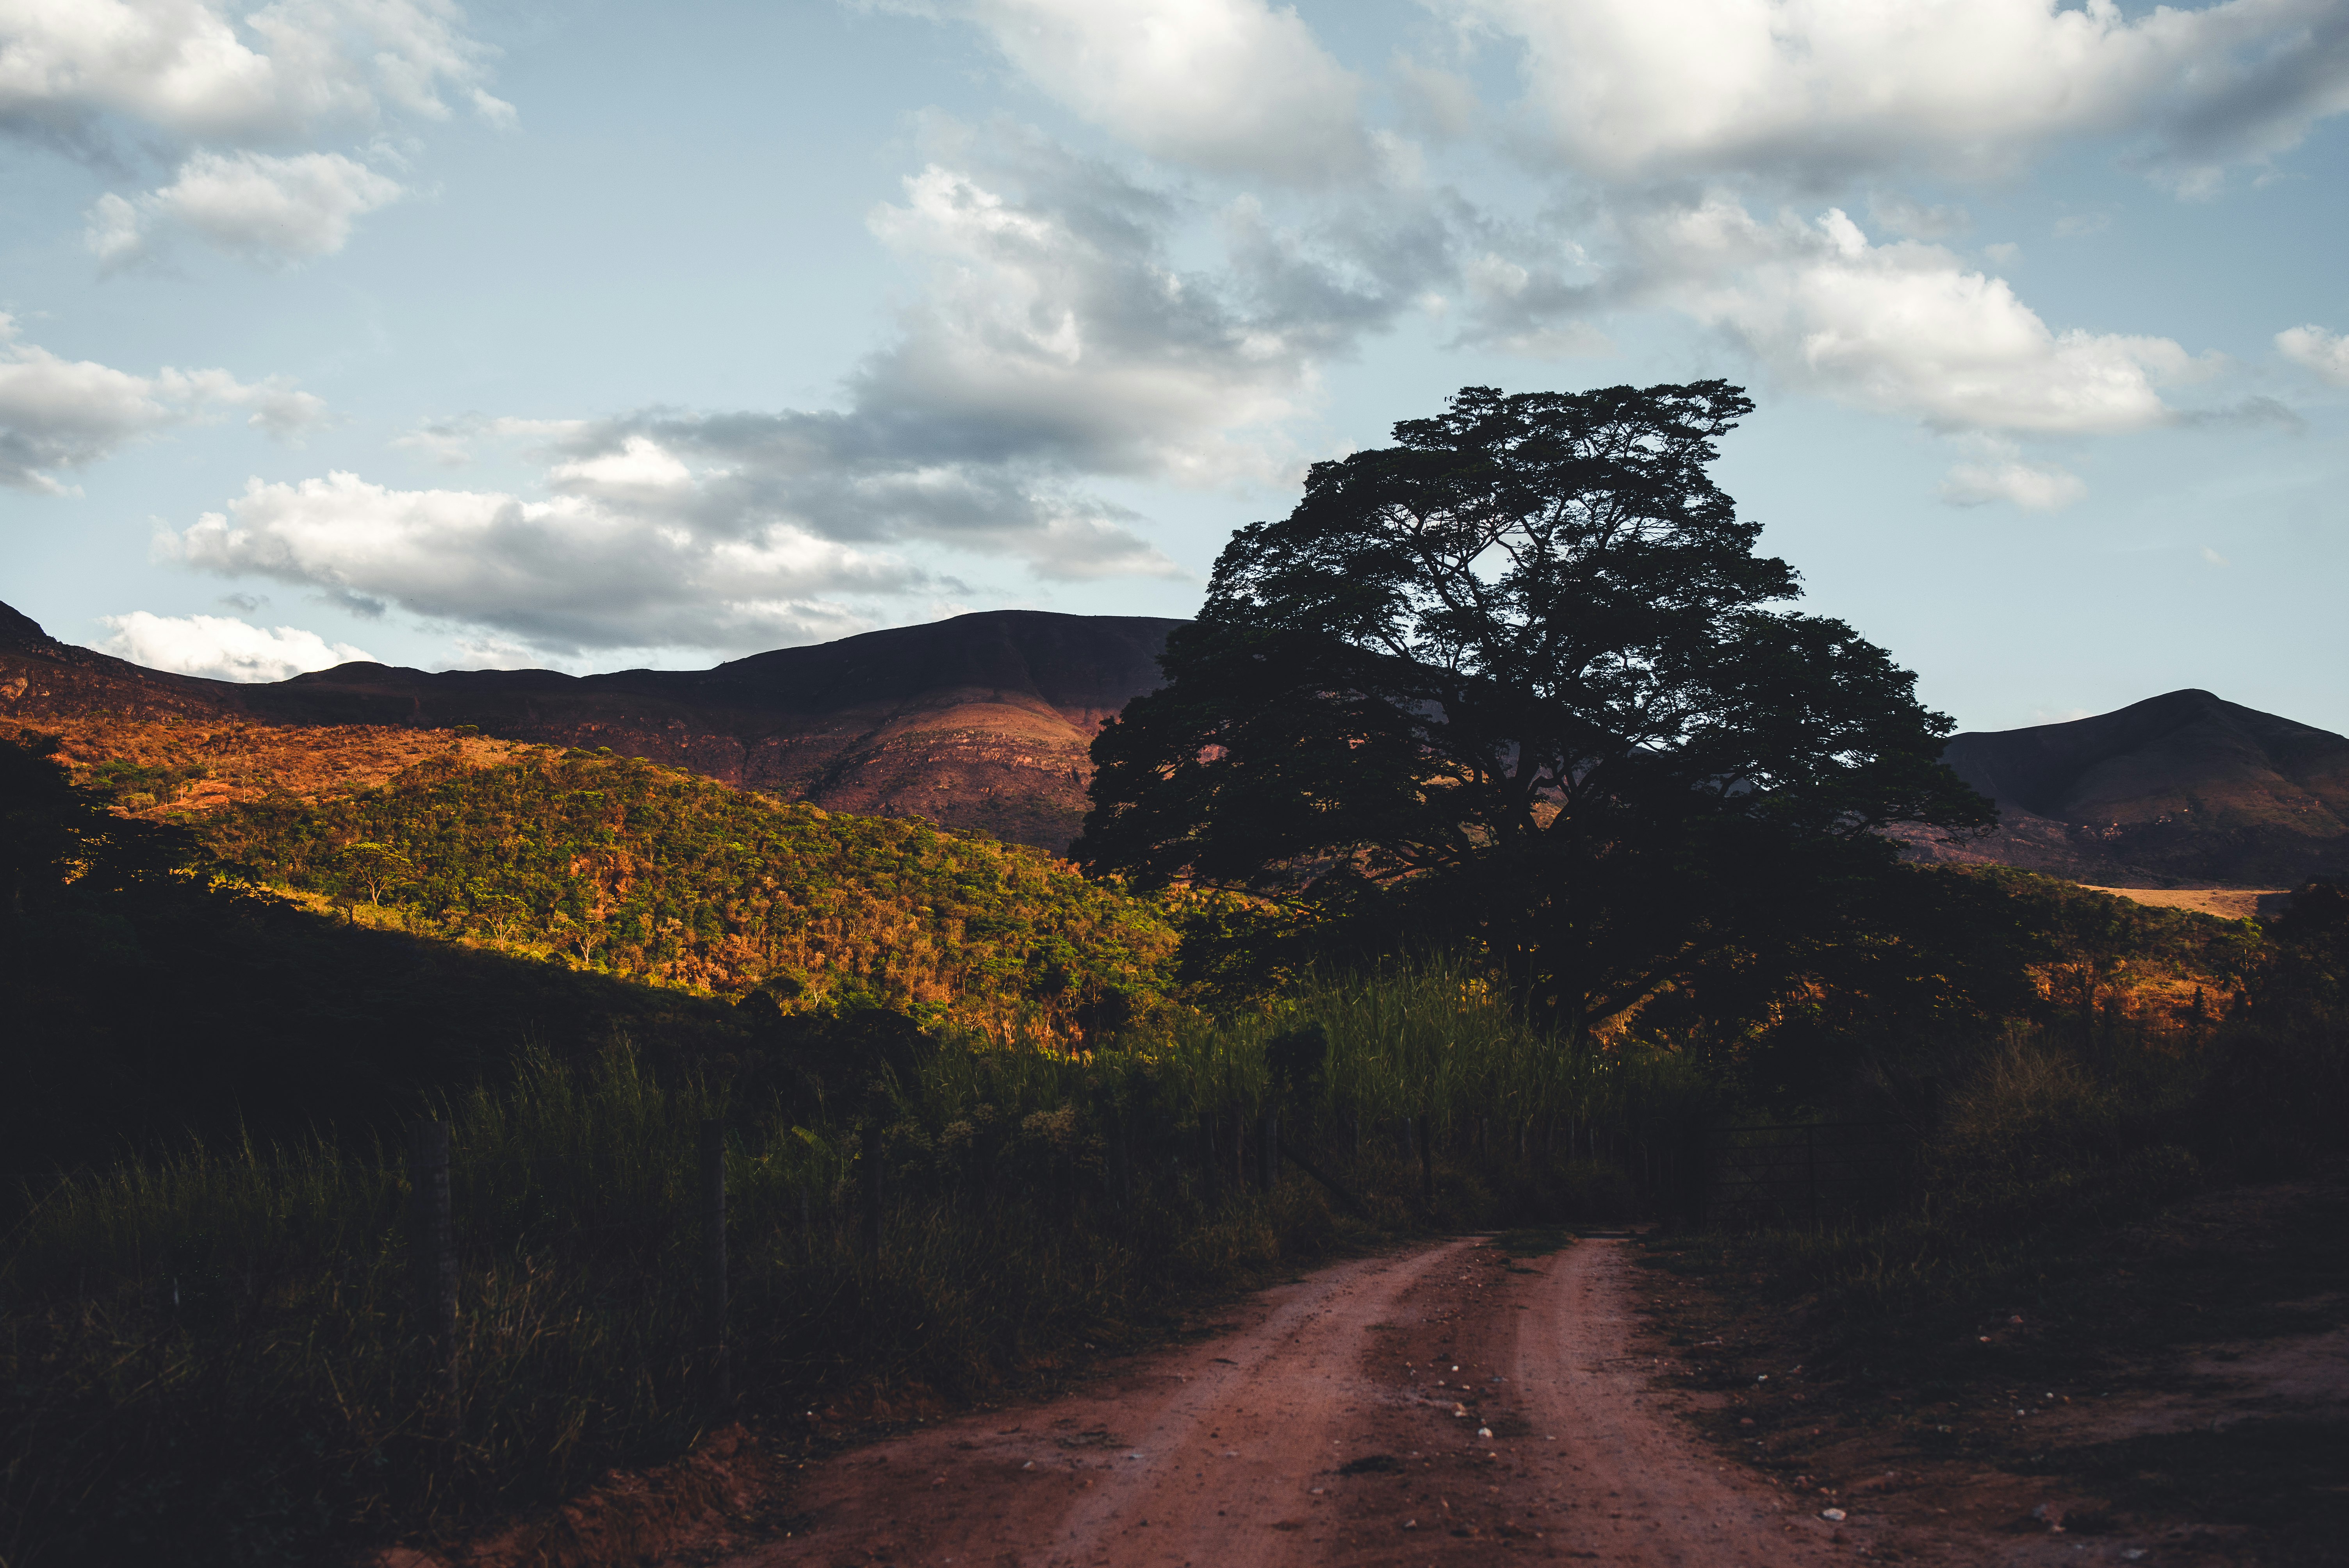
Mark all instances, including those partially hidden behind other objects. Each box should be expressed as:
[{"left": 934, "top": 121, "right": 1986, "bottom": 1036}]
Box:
[
  {"left": 9, "top": 716, "right": 533, "bottom": 818},
  {"left": 2081, "top": 885, "right": 2294, "bottom": 921}
]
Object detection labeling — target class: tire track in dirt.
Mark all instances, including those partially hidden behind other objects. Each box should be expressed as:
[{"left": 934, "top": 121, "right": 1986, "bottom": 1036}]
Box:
[
  {"left": 1315, "top": 1238, "right": 1838, "bottom": 1564},
  {"left": 731, "top": 1241, "right": 1476, "bottom": 1566},
  {"left": 729, "top": 1237, "right": 1839, "bottom": 1567}
]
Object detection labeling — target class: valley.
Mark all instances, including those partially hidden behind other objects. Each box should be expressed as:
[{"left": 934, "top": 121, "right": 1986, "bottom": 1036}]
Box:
[{"left": 5, "top": 594, "right": 2344, "bottom": 1568}]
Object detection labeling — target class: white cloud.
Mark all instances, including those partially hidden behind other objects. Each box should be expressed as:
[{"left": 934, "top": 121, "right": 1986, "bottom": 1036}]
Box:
[
  {"left": 161, "top": 465, "right": 959, "bottom": 657},
  {"left": 1393, "top": 54, "right": 1479, "bottom": 142},
  {"left": 0, "top": 0, "right": 510, "bottom": 146},
  {"left": 6, "top": 0, "right": 506, "bottom": 264},
  {"left": 1937, "top": 439, "right": 2089, "bottom": 511},
  {"left": 898, "top": 0, "right": 1371, "bottom": 184},
  {"left": 0, "top": 314, "right": 326, "bottom": 491},
  {"left": 1454, "top": 0, "right": 2349, "bottom": 187},
  {"left": 89, "top": 149, "right": 404, "bottom": 267},
  {"left": 2202, "top": 546, "right": 2231, "bottom": 567},
  {"left": 154, "top": 138, "right": 1474, "bottom": 658},
  {"left": 1868, "top": 193, "right": 1969, "bottom": 240},
  {"left": 857, "top": 161, "right": 1327, "bottom": 485},
  {"left": 1458, "top": 252, "right": 1611, "bottom": 357},
  {"left": 1640, "top": 204, "right": 2200, "bottom": 435},
  {"left": 94, "top": 611, "right": 372, "bottom": 682},
  {"left": 2052, "top": 208, "right": 2115, "bottom": 239},
  {"left": 2276, "top": 324, "right": 2349, "bottom": 385},
  {"left": 390, "top": 413, "right": 582, "bottom": 468}
]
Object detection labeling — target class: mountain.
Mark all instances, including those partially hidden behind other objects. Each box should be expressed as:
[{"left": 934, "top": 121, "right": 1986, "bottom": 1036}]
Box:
[
  {"left": 21, "top": 600, "right": 2341, "bottom": 884},
  {"left": 1898, "top": 689, "right": 2349, "bottom": 887},
  {"left": 0, "top": 601, "right": 1178, "bottom": 850}
]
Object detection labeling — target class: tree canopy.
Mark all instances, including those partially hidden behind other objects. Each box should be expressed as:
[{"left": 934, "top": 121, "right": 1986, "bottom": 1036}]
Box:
[{"left": 1076, "top": 382, "right": 1994, "bottom": 1034}]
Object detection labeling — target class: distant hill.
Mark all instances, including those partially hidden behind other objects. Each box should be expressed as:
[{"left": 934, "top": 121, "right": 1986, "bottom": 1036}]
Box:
[
  {"left": 1899, "top": 689, "right": 2349, "bottom": 888},
  {"left": 0, "top": 600, "right": 1178, "bottom": 850},
  {"left": 199, "top": 747, "right": 1181, "bottom": 1035}
]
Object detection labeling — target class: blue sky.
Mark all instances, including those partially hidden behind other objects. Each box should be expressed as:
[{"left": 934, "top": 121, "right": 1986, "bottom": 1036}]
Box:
[{"left": 3, "top": 0, "right": 2346, "bottom": 735}]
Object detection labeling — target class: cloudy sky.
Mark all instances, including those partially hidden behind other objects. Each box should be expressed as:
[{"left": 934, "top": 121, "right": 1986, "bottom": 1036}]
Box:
[{"left": 3, "top": 0, "right": 2346, "bottom": 733}]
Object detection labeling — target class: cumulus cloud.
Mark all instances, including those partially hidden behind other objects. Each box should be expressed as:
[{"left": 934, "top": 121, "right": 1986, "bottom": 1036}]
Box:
[
  {"left": 1452, "top": 251, "right": 1607, "bottom": 357},
  {"left": 1453, "top": 0, "right": 2349, "bottom": 187},
  {"left": 0, "top": 314, "right": 326, "bottom": 492},
  {"left": 6, "top": 0, "right": 506, "bottom": 264},
  {"left": 150, "top": 138, "right": 1480, "bottom": 657},
  {"left": 160, "top": 468, "right": 943, "bottom": 657},
  {"left": 1868, "top": 193, "right": 1970, "bottom": 240},
  {"left": 859, "top": 157, "right": 1331, "bottom": 484},
  {"left": 95, "top": 611, "right": 373, "bottom": 682},
  {"left": 1394, "top": 54, "right": 1479, "bottom": 142},
  {"left": 0, "top": 0, "right": 509, "bottom": 147},
  {"left": 390, "top": 413, "right": 582, "bottom": 468},
  {"left": 1436, "top": 197, "right": 2235, "bottom": 503},
  {"left": 1631, "top": 204, "right": 2201, "bottom": 435},
  {"left": 892, "top": 0, "right": 1371, "bottom": 184},
  {"left": 2276, "top": 324, "right": 2349, "bottom": 385},
  {"left": 1937, "top": 438, "right": 2089, "bottom": 511},
  {"left": 88, "top": 149, "right": 403, "bottom": 267}
]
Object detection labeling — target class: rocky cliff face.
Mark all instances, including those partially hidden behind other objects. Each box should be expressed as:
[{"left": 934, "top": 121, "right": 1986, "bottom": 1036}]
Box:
[
  {"left": 0, "top": 603, "right": 1179, "bottom": 850},
  {"left": 1898, "top": 689, "right": 2349, "bottom": 887}
]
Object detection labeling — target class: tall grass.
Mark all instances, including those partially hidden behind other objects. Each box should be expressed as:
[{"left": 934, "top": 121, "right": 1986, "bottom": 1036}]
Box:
[
  {"left": 1677, "top": 1006, "right": 2349, "bottom": 1333},
  {"left": 0, "top": 963, "right": 1697, "bottom": 1568}
]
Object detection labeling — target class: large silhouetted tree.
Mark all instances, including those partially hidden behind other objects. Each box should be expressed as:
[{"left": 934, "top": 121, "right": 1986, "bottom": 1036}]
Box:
[{"left": 1075, "top": 382, "right": 1993, "bottom": 1033}]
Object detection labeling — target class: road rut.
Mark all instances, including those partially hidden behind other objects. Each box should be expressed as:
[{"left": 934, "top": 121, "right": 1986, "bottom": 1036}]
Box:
[{"left": 730, "top": 1238, "right": 1839, "bottom": 1566}]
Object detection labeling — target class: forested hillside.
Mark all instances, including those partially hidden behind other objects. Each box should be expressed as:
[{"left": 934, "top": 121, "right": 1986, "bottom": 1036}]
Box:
[{"left": 196, "top": 747, "right": 1185, "bottom": 1038}]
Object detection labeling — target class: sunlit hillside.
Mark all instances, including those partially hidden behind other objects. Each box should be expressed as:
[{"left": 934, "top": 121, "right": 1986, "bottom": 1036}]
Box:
[{"left": 195, "top": 745, "right": 1185, "bottom": 1040}]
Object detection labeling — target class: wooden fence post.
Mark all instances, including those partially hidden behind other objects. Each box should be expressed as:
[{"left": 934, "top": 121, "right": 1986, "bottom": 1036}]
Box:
[
  {"left": 1260, "top": 1110, "right": 1280, "bottom": 1190},
  {"left": 700, "top": 1119, "right": 729, "bottom": 1403},
  {"left": 407, "top": 1119, "right": 458, "bottom": 1402},
  {"left": 1229, "top": 1099, "right": 1246, "bottom": 1191},
  {"left": 1419, "top": 1109, "right": 1435, "bottom": 1201}
]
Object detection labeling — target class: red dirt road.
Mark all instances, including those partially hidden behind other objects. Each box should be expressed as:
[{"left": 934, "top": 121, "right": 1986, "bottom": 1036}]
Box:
[{"left": 731, "top": 1237, "right": 1841, "bottom": 1567}]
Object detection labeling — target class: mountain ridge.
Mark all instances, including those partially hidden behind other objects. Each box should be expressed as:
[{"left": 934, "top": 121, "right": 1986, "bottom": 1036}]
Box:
[
  {"left": 11, "top": 599, "right": 2347, "bottom": 882},
  {"left": 1900, "top": 688, "right": 2349, "bottom": 887},
  {"left": 0, "top": 602, "right": 1178, "bottom": 849}
]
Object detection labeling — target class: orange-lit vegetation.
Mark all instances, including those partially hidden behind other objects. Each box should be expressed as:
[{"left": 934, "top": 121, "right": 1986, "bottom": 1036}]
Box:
[{"left": 13, "top": 715, "right": 531, "bottom": 815}]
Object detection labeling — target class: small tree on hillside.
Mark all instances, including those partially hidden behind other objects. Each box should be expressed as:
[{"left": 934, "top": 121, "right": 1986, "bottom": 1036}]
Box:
[
  {"left": 340, "top": 841, "right": 412, "bottom": 906},
  {"left": 1075, "top": 382, "right": 1993, "bottom": 1035}
]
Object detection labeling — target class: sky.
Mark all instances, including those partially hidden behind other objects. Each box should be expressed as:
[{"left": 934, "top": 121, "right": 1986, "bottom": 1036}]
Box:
[{"left": 2, "top": 0, "right": 2346, "bottom": 737}]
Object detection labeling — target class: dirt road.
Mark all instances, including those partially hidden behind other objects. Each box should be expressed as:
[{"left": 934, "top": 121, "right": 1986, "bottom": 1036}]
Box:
[{"left": 730, "top": 1237, "right": 1840, "bottom": 1567}]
